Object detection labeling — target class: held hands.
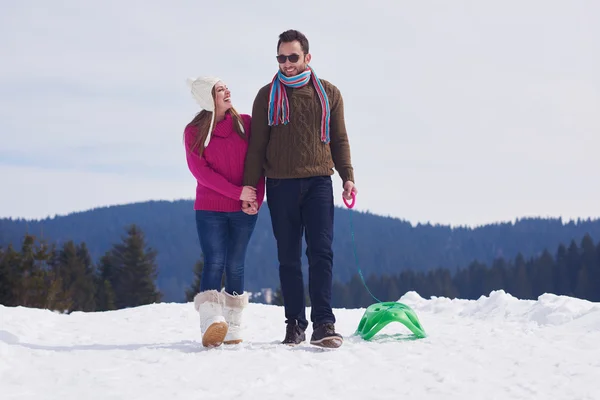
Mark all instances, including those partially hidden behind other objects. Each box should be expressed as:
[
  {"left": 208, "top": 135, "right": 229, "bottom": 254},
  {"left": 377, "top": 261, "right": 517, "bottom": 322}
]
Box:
[
  {"left": 240, "top": 186, "right": 257, "bottom": 202},
  {"left": 242, "top": 200, "right": 258, "bottom": 215},
  {"left": 241, "top": 185, "right": 258, "bottom": 215}
]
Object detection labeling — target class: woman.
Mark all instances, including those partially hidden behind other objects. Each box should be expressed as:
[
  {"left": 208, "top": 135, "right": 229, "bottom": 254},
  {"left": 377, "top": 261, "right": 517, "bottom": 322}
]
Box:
[{"left": 184, "top": 76, "right": 265, "bottom": 348}]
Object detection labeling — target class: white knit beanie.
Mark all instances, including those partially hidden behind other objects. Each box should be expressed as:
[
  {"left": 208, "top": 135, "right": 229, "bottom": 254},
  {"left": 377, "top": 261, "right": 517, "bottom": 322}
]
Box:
[{"left": 186, "top": 76, "right": 221, "bottom": 147}]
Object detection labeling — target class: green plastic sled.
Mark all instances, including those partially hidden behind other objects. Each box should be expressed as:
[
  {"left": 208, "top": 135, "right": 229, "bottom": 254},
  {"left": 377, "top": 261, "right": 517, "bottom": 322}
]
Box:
[{"left": 355, "top": 301, "right": 427, "bottom": 340}]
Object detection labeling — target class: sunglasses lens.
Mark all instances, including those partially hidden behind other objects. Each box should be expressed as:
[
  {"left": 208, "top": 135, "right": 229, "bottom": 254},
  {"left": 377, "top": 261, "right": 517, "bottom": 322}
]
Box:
[{"left": 276, "top": 54, "right": 300, "bottom": 63}]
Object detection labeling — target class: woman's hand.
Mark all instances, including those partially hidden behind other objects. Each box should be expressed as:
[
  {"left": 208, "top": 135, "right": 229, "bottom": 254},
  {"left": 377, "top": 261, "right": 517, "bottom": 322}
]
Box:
[{"left": 240, "top": 186, "right": 257, "bottom": 202}]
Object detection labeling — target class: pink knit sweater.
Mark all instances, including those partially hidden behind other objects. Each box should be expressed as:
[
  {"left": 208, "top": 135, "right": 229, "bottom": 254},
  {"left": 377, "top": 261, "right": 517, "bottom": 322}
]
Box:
[{"left": 184, "top": 113, "right": 265, "bottom": 212}]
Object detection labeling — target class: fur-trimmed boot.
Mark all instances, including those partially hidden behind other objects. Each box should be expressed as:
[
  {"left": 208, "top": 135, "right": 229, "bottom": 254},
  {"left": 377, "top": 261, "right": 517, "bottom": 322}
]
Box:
[
  {"left": 222, "top": 290, "right": 249, "bottom": 345},
  {"left": 193, "top": 289, "right": 228, "bottom": 348}
]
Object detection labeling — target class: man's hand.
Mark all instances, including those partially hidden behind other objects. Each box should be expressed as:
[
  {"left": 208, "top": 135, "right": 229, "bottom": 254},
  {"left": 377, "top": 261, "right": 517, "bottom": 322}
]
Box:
[
  {"left": 242, "top": 200, "right": 259, "bottom": 215},
  {"left": 342, "top": 181, "right": 357, "bottom": 200}
]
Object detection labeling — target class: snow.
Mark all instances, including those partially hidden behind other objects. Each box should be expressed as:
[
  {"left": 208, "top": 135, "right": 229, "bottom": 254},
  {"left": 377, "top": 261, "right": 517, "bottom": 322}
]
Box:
[{"left": 1, "top": 290, "right": 599, "bottom": 399}]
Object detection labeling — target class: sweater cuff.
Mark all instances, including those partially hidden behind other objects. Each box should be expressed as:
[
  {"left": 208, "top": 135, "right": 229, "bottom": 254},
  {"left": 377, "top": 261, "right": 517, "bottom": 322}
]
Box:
[
  {"left": 339, "top": 168, "right": 354, "bottom": 184},
  {"left": 243, "top": 174, "right": 260, "bottom": 188},
  {"left": 233, "top": 185, "right": 244, "bottom": 201}
]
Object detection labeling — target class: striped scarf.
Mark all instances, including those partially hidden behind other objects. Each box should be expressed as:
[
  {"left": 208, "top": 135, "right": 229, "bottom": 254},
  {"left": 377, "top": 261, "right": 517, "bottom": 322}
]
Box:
[{"left": 268, "top": 66, "right": 331, "bottom": 143}]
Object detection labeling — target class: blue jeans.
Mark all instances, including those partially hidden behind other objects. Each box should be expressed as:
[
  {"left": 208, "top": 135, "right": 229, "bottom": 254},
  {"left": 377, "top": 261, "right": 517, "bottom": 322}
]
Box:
[
  {"left": 195, "top": 210, "right": 258, "bottom": 295},
  {"left": 267, "top": 176, "right": 335, "bottom": 330}
]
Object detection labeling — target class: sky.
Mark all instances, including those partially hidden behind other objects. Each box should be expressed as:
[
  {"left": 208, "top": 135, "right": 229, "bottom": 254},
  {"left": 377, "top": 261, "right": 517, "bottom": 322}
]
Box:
[{"left": 1, "top": 0, "right": 598, "bottom": 227}]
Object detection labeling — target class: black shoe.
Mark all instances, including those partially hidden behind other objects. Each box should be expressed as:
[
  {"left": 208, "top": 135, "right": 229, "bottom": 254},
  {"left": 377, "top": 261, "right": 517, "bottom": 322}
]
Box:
[
  {"left": 282, "top": 322, "right": 306, "bottom": 346},
  {"left": 310, "top": 323, "right": 343, "bottom": 348}
]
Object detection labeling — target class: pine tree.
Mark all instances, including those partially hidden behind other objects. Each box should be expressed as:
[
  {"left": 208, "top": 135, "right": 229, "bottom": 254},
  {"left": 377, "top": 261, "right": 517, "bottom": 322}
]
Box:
[
  {"left": 577, "top": 235, "right": 597, "bottom": 300},
  {"left": 513, "top": 253, "right": 532, "bottom": 299},
  {"left": 0, "top": 245, "right": 20, "bottom": 306},
  {"left": 483, "top": 258, "right": 507, "bottom": 295},
  {"left": 74, "top": 242, "right": 97, "bottom": 311},
  {"left": 383, "top": 274, "right": 403, "bottom": 301},
  {"left": 530, "top": 249, "right": 555, "bottom": 298},
  {"left": 15, "top": 235, "right": 52, "bottom": 308},
  {"left": 183, "top": 255, "right": 228, "bottom": 301},
  {"left": 574, "top": 264, "right": 590, "bottom": 299},
  {"left": 95, "top": 252, "right": 117, "bottom": 311},
  {"left": 593, "top": 242, "right": 600, "bottom": 302},
  {"left": 397, "top": 270, "right": 418, "bottom": 298},
  {"left": 554, "top": 244, "right": 571, "bottom": 296},
  {"left": 45, "top": 255, "right": 73, "bottom": 312},
  {"left": 348, "top": 274, "right": 374, "bottom": 307},
  {"left": 580, "top": 234, "right": 596, "bottom": 267},
  {"left": 111, "top": 224, "right": 162, "bottom": 308},
  {"left": 0, "top": 247, "right": 6, "bottom": 304},
  {"left": 427, "top": 270, "right": 444, "bottom": 298},
  {"left": 566, "top": 240, "right": 581, "bottom": 295},
  {"left": 331, "top": 280, "right": 352, "bottom": 307},
  {"left": 452, "top": 267, "right": 471, "bottom": 299},
  {"left": 465, "top": 261, "right": 487, "bottom": 299},
  {"left": 437, "top": 268, "right": 458, "bottom": 298},
  {"left": 185, "top": 258, "right": 204, "bottom": 302},
  {"left": 50, "top": 241, "right": 97, "bottom": 312},
  {"left": 102, "top": 280, "right": 117, "bottom": 310}
]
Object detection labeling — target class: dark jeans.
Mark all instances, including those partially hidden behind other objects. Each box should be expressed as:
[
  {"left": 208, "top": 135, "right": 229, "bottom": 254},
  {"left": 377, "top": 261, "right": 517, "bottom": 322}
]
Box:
[
  {"left": 267, "top": 176, "right": 335, "bottom": 330},
  {"left": 195, "top": 210, "right": 258, "bottom": 295}
]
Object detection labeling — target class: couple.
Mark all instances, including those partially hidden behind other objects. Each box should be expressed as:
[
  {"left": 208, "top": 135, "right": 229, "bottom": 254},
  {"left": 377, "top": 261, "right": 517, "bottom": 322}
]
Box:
[{"left": 185, "top": 29, "right": 357, "bottom": 349}]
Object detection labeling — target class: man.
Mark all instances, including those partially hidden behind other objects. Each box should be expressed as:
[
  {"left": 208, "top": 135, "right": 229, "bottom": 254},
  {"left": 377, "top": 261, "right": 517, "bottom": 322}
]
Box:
[{"left": 242, "top": 29, "right": 357, "bottom": 348}]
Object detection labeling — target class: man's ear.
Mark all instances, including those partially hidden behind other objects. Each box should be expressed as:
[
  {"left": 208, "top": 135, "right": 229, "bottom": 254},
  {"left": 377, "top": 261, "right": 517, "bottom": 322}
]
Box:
[{"left": 305, "top": 53, "right": 312, "bottom": 64}]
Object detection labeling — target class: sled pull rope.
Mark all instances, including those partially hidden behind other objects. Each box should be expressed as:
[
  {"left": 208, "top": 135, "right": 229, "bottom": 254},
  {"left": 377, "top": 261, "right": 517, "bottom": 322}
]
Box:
[{"left": 344, "top": 192, "right": 383, "bottom": 304}]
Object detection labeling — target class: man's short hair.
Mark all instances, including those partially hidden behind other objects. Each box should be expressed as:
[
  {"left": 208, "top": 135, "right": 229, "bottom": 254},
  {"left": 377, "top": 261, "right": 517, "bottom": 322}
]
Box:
[{"left": 277, "top": 29, "right": 310, "bottom": 54}]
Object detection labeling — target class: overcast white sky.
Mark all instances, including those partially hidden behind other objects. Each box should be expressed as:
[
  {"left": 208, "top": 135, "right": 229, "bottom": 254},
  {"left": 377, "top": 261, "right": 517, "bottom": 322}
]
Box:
[{"left": 1, "top": 0, "right": 598, "bottom": 227}]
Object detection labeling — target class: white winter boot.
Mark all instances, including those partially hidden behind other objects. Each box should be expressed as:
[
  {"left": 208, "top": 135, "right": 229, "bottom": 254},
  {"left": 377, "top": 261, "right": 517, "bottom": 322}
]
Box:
[
  {"left": 222, "top": 290, "right": 249, "bottom": 345},
  {"left": 193, "top": 289, "right": 228, "bottom": 348}
]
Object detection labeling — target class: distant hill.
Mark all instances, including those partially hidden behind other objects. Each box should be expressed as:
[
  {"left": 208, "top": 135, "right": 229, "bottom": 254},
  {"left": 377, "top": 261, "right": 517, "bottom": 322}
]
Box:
[{"left": 1, "top": 200, "right": 599, "bottom": 302}]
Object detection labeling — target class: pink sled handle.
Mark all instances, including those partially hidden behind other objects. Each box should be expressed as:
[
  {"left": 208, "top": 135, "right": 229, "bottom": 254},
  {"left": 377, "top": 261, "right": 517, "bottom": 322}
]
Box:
[{"left": 343, "top": 192, "right": 356, "bottom": 209}]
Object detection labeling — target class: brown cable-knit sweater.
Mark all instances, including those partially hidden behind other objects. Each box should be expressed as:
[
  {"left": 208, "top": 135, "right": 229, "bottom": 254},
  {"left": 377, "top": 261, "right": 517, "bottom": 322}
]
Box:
[{"left": 243, "top": 78, "right": 354, "bottom": 187}]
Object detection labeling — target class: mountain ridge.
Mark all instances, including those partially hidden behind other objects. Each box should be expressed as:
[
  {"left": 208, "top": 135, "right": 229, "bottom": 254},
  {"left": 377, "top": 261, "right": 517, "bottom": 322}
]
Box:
[{"left": 2, "top": 199, "right": 599, "bottom": 302}]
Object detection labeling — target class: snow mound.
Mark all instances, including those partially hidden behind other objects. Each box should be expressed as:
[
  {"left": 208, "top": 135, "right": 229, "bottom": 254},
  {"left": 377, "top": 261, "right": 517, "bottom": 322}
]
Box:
[
  {"left": 527, "top": 293, "right": 600, "bottom": 329},
  {"left": 398, "top": 290, "right": 600, "bottom": 330}
]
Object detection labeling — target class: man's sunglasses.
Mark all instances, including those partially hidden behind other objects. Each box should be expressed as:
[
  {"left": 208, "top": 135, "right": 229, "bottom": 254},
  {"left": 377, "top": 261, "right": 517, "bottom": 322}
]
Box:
[{"left": 276, "top": 54, "right": 300, "bottom": 63}]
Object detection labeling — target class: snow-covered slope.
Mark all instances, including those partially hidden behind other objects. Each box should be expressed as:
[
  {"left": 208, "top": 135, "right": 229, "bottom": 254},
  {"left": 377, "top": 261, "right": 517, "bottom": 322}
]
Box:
[{"left": 1, "top": 291, "right": 598, "bottom": 399}]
